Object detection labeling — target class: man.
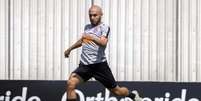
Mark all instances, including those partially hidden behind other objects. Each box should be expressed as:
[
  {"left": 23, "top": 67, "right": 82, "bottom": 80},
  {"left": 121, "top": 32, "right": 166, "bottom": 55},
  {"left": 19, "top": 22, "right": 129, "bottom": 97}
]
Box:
[{"left": 64, "top": 5, "right": 142, "bottom": 101}]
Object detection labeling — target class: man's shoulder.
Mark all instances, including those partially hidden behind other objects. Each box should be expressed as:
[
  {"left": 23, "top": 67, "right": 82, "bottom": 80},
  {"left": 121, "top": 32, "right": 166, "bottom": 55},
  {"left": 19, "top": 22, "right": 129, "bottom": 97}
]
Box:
[
  {"left": 84, "top": 24, "right": 92, "bottom": 30},
  {"left": 99, "top": 23, "right": 110, "bottom": 32},
  {"left": 84, "top": 23, "right": 110, "bottom": 31},
  {"left": 100, "top": 23, "right": 110, "bottom": 28}
]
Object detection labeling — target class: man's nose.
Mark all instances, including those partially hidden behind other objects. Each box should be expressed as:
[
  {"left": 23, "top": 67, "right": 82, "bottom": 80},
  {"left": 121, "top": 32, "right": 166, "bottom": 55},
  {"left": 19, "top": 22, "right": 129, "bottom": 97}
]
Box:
[{"left": 91, "top": 16, "right": 95, "bottom": 19}]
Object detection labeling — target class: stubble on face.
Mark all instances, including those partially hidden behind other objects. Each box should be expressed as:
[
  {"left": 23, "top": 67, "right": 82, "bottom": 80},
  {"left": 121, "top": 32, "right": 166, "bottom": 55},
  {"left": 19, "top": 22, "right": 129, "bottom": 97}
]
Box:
[{"left": 89, "top": 5, "right": 103, "bottom": 26}]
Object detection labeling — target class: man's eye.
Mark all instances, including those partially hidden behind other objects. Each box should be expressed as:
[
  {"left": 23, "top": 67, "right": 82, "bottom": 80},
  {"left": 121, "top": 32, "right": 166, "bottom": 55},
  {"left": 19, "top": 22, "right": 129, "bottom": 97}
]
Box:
[{"left": 89, "top": 14, "right": 97, "bottom": 17}]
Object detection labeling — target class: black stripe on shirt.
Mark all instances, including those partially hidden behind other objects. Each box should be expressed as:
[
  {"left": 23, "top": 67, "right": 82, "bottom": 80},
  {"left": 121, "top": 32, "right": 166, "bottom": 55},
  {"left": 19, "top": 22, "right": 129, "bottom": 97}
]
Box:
[{"left": 106, "top": 27, "right": 110, "bottom": 38}]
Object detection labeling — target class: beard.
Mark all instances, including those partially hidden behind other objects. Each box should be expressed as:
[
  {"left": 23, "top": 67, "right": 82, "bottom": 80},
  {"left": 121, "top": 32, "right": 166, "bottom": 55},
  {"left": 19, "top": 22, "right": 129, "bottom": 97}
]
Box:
[{"left": 90, "top": 18, "right": 101, "bottom": 26}]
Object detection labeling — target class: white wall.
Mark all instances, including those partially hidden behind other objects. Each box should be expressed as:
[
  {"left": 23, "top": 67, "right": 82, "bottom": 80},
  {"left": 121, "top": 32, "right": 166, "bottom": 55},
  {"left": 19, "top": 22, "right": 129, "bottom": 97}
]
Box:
[
  {"left": 177, "top": 0, "right": 201, "bottom": 81},
  {"left": 0, "top": 0, "right": 9, "bottom": 79},
  {"left": 0, "top": 0, "right": 201, "bottom": 81}
]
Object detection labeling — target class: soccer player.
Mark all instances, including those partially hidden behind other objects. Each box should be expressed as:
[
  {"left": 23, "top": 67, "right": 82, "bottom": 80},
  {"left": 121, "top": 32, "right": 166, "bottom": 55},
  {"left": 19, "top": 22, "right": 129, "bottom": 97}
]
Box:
[{"left": 64, "top": 5, "right": 142, "bottom": 101}]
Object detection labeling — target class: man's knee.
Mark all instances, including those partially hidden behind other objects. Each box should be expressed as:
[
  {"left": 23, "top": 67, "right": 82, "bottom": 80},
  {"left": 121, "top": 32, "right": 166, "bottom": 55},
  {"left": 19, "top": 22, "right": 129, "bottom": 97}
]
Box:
[
  {"left": 67, "top": 74, "right": 80, "bottom": 90},
  {"left": 67, "top": 79, "right": 77, "bottom": 90}
]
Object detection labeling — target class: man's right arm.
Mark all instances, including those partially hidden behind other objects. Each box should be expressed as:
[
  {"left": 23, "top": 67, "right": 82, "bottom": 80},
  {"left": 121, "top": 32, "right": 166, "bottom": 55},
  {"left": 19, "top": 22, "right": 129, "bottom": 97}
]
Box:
[{"left": 64, "top": 38, "right": 82, "bottom": 58}]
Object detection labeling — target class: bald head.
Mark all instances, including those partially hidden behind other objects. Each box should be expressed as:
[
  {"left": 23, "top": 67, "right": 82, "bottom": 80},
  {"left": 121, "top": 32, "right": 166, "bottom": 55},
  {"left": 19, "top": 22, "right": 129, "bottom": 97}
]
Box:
[
  {"left": 89, "top": 5, "right": 103, "bottom": 15},
  {"left": 88, "top": 5, "right": 103, "bottom": 26}
]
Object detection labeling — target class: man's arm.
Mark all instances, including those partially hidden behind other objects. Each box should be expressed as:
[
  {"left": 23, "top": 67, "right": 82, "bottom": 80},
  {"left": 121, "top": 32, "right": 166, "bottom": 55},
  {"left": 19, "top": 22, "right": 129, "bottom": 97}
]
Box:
[
  {"left": 83, "top": 26, "right": 110, "bottom": 47},
  {"left": 64, "top": 38, "right": 82, "bottom": 58},
  {"left": 82, "top": 34, "right": 108, "bottom": 47},
  {"left": 92, "top": 36, "right": 108, "bottom": 46}
]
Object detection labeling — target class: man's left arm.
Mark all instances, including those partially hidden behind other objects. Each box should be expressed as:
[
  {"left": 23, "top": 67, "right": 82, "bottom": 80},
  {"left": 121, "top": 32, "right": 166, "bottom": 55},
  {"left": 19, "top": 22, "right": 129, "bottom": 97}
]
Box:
[
  {"left": 93, "top": 36, "right": 108, "bottom": 46},
  {"left": 82, "top": 26, "right": 110, "bottom": 47},
  {"left": 82, "top": 34, "right": 108, "bottom": 47}
]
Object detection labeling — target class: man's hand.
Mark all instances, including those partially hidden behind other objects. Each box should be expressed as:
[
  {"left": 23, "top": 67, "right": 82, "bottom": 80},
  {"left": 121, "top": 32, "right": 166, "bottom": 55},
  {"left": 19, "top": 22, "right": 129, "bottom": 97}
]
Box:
[{"left": 64, "top": 49, "right": 71, "bottom": 58}]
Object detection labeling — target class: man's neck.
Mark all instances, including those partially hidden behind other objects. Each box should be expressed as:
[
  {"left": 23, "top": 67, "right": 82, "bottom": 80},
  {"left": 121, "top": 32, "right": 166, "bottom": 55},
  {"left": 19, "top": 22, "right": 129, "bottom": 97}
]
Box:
[{"left": 91, "top": 22, "right": 102, "bottom": 27}]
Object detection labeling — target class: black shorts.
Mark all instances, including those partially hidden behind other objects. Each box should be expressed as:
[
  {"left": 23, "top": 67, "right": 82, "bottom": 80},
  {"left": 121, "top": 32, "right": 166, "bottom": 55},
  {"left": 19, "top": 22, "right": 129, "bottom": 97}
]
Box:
[{"left": 73, "top": 61, "right": 117, "bottom": 89}]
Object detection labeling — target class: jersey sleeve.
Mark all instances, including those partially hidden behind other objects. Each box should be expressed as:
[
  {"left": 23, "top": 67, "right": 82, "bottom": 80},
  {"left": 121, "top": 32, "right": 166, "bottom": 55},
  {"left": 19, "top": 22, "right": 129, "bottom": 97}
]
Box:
[
  {"left": 101, "top": 25, "right": 110, "bottom": 38},
  {"left": 84, "top": 24, "right": 91, "bottom": 31}
]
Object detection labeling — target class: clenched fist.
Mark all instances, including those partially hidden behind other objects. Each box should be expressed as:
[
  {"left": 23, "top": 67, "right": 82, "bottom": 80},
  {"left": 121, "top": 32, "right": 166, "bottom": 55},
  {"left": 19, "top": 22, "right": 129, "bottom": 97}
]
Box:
[{"left": 64, "top": 49, "right": 71, "bottom": 58}]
